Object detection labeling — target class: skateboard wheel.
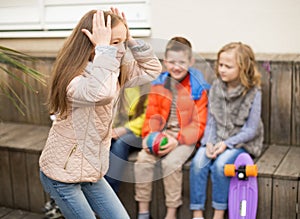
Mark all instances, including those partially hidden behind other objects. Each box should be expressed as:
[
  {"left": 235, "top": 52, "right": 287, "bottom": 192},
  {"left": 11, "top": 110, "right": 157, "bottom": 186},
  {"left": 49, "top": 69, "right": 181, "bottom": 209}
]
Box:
[
  {"left": 224, "top": 164, "right": 236, "bottom": 177},
  {"left": 245, "top": 164, "right": 258, "bottom": 177}
]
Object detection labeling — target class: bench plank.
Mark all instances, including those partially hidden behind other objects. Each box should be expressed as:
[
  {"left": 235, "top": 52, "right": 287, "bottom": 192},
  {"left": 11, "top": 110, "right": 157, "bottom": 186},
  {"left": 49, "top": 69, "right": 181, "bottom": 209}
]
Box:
[
  {"left": 256, "top": 145, "right": 289, "bottom": 219},
  {"left": 256, "top": 145, "right": 289, "bottom": 177},
  {"left": 178, "top": 167, "right": 192, "bottom": 219},
  {"left": 269, "top": 62, "right": 293, "bottom": 145},
  {"left": 274, "top": 146, "right": 300, "bottom": 180},
  {"left": 10, "top": 151, "right": 29, "bottom": 210},
  {"left": 271, "top": 146, "right": 300, "bottom": 218},
  {"left": 272, "top": 179, "right": 298, "bottom": 219},
  {"left": 0, "top": 149, "right": 13, "bottom": 207},
  {"left": 258, "top": 61, "right": 271, "bottom": 144},
  {"left": 0, "top": 123, "right": 49, "bottom": 152},
  {"left": 118, "top": 182, "right": 136, "bottom": 219},
  {"left": 26, "top": 153, "right": 46, "bottom": 213},
  {"left": 292, "top": 62, "right": 300, "bottom": 145}
]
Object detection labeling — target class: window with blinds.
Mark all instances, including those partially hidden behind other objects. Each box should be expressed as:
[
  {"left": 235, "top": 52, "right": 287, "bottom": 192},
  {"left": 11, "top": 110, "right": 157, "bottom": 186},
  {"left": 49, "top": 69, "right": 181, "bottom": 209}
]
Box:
[{"left": 0, "top": 0, "right": 151, "bottom": 38}]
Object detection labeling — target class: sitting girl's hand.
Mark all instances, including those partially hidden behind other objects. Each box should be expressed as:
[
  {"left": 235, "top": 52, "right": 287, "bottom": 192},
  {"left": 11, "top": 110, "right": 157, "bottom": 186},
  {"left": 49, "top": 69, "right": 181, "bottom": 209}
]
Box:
[
  {"left": 206, "top": 142, "right": 215, "bottom": 159},
  {"left": 112, "top": 127, "right": 127, "bottom": 139},
  {"left": 212, "top": 141, "right": 227, "bottom": 158}
]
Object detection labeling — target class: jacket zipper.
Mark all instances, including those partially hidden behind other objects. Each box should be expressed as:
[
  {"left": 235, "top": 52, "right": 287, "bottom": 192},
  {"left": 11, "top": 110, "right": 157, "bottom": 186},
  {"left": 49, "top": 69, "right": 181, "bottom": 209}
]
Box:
[{"left": 64, "top": 144, "right": 77, "bottom": 169}]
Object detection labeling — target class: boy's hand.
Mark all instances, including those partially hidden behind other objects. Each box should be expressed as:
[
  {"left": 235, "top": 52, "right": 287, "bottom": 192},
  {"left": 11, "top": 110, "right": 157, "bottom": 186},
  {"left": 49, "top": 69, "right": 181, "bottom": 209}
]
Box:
[
  {"left": 157, "top": 133, "right": 178, "bottom": 157},
  {"left": 82, "top": 10, "right": 111, "bottom": 46},
  {"left": 142, "top": 135, "right": 151, "bottom": 154}
]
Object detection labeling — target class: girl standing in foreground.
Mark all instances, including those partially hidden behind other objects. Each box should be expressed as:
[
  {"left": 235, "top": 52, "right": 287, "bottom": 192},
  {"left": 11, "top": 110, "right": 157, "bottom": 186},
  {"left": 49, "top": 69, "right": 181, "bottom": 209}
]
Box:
[
  {"left": 189, "top": 42, "right": 264, "bottom": 219},
  {"left": 39, "top": 8, "right": 161, "bottom": 219}
]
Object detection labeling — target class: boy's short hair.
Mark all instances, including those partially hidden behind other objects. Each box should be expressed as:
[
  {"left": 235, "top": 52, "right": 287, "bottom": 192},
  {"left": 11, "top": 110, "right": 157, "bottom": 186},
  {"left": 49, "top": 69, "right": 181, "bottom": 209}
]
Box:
[{"left": 165, "top": 37, "right": 192, "bottom": 59}]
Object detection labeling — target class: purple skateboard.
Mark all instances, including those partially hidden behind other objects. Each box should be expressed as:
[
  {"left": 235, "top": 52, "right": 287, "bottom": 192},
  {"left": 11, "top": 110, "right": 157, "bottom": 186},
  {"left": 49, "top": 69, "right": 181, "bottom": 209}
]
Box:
[{"left": 224, "top": 152, "right": 258, "bottom": 219}]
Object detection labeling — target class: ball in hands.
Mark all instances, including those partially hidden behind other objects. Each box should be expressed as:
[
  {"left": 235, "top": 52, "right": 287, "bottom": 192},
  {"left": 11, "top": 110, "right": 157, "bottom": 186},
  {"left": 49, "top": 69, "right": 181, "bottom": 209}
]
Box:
[{"left": 146, "top": 132, "right": 168, "bottom": 155}]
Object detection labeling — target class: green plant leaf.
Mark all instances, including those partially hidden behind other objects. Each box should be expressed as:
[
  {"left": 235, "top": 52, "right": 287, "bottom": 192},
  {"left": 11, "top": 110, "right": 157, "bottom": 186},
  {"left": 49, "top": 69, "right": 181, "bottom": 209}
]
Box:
[{"left": 0, "top": 45, "right": 46, "bottom": 115}]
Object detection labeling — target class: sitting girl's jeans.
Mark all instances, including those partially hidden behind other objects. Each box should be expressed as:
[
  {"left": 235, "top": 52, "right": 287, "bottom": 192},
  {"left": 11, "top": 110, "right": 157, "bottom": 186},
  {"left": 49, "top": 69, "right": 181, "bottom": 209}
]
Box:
[
  {"left": 189, "top": 146, "right": 245, "bottom": 210},
  {"left": 40, "top": 170, "right": 130, "bottom": 219},
  {"left": 105, "top": 130, "right": 142, "bottom": 192}
]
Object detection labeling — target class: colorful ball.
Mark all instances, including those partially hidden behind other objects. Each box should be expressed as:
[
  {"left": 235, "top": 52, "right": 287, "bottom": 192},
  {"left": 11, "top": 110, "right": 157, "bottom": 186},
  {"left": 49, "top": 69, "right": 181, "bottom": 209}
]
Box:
[{"left": 146, "top": 132, "right": 168, "bottom": 155}]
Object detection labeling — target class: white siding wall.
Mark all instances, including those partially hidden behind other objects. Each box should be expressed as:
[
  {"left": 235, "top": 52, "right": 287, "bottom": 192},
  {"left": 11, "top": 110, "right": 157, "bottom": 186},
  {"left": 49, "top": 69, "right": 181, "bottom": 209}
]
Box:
[
  {"left": 0, "top": 0, "right": 299, "bottom": 54},
  {"left": 150, "top": 0, "right": 300, "bottom": 54}
]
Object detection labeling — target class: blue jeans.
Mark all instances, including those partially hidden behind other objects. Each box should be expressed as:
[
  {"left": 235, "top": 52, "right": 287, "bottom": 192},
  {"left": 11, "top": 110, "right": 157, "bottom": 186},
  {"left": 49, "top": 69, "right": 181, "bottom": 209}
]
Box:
[
  {"left": 40, "top": 170, "right": 130, "bottom": 219},
  {"left": 189, "top": 146, "right": 245, "bottom": 210},
  {"left": 105, "top": 130, "right": 142, "bottom": 192}
]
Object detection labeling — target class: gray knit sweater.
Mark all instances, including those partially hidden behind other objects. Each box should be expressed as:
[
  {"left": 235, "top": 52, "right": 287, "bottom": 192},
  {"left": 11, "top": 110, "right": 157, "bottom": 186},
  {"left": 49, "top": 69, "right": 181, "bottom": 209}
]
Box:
[{"left": 201, "top": 79, "right": 264, "bottom": 157}]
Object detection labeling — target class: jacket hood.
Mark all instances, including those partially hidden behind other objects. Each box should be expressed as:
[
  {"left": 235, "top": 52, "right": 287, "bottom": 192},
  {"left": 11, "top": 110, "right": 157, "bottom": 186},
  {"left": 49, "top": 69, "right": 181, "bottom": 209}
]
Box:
[{"left": 152, "top": 67, "right": 210, "bottom": 100}]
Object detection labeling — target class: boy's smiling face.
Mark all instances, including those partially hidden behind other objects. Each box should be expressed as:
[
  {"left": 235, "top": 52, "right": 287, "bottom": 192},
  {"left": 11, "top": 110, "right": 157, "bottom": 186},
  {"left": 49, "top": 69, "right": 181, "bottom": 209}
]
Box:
[{"left": 164, "top": 50, "right": 194, "bottom": 81}]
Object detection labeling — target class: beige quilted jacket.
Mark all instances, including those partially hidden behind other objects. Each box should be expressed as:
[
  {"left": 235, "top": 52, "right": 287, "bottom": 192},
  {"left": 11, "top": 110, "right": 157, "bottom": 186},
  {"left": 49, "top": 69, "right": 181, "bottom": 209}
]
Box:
[{"left": 39, "top": 41, "right": 162, "bottom": 183}]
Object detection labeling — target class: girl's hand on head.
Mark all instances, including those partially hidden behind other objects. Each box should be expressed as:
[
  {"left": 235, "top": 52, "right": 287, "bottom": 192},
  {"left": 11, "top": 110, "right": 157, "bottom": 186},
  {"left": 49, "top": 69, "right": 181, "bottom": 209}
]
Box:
[
  {"left": 157, "top": 133, "right": 178, "bottom": 157},
  {"left": 82, "top": 10, "right": 111, "bottom": 46},
  {"left": 110, "top": 7, "right": 135, "bottom": 46}
]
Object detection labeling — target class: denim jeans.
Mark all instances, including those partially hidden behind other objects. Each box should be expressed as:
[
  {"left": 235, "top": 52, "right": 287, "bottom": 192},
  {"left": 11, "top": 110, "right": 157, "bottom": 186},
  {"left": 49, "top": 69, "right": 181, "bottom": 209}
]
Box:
[
  {"left": 105, "top": 130, "right": 142, "bottom": 192},
  {"left": 40, "top": 170, "right": 130, "bottom": 219},
  {"left": 189, "top": 146, "right": 245, "bottom": 210}
]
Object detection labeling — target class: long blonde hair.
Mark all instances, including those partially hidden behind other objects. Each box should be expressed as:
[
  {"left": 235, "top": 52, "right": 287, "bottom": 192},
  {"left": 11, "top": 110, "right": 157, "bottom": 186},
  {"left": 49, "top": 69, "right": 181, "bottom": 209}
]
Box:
[
  {"left": 48, "top": 10, "right": 125, "bottom": 116},
  {"left": 216, "top": 42, "right": 261, "bottom": 92}
]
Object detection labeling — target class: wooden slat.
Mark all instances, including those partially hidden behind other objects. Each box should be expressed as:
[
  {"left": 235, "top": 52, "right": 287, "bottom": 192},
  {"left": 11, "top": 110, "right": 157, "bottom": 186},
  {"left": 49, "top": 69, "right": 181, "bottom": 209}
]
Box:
[
  {"left": 117, "top": 155, "right": 137, "bottom": 219},
  {"left": 257, "top": 177, "right": 272, "bottom": 219},
  {"left": 0, "top": 149, "right": 13, "bottom": 207},
  {"left": 272, "top": 179, "right": 298, "bottom": 219},
  {"left": 3, "top": 60, "right": 50, "bottom": 126},
  {"left": 269, "top": 61, "right": 293, "bottom": 145},
  {"left": 258, "top": 61, "right": 271, "bottom": 144},
  {"left": 10, "top": 151, "right": 29, "bottom": 210},
  {"left": 118, "top": 182, "right": 136, "bottom": 219},
  {"left": 274, "top": 147, "right": 300, "bottom": 180},
  {"left": 0, "top": 123, "right": 49, "bottom": 152},
  {"left": 204, "top": 176, "right": 213, "bottom": 219},
  {"left": 271, "top": 146, "right": 300, "bottom": 219},
  {"left": 22, "top": 59, "right": 51, "bottom": 126},
  {"left": 0, "top": 124, "right": 32, "bottom": 148},
  {"left": 152, "top": 179, "right": 166, "bottom": 219},
  {"left": 0, "top": 123, "right": 19, "bottom": 136},
  {"left": 255, "top": 145, "right": 289, "bottom": 219},
  {"left": 298, "top": 183, "right": 300, "bottom": 217},
  {"left": 256, "top": 145, "right": 289, "bottom": 177},
  {"left": 178, "top": 167, "right": 192, "bottom": 219},
  {"left": 26, "top": 153, "right": 46, "bottom": 213},
  {"left": 292, "top": 62, "right": 300, "bottom": 145},
  {"left": 193, "top": 58, "right": 216, "bottom": 85}
]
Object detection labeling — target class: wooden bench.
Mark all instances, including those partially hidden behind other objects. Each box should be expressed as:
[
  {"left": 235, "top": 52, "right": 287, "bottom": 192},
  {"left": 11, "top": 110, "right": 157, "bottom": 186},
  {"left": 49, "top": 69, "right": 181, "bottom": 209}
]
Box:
[
  {"left": 117, "top": 144, "right": 300, "bottom": 219},
  {"left": 0, "top": 122, "right": 50, "bottom": 213},
  {"left": 256, "top": 145, "right": 300, "bottom": 219},
  {"left": 0, "top": 125, "right": 299, "bottom": 219},
  {"left": 0, "top": 54, "right": 299, "bottom": 218}
]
